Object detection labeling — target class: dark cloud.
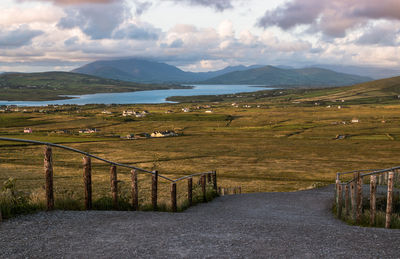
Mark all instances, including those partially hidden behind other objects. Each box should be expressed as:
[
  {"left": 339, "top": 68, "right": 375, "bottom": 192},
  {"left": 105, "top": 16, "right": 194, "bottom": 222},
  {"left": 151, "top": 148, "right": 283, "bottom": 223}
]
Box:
[
  {"left": 57, "top": 2, "right": 129, "bottom": 39},
  {"left": 134, "top": 1, "right": 152, "bottom": 15},
  {"left": 356, "top": 24, "right": 400, "bottom": 46},
  {"left": 113, "top": 24, "right": 160, "bottom": 40},
  {"left": 170, "top": 0, "right": 233, "bottom": 11},
  {"left": 0, "top": 26, "right": 43, "bottom": 48},
  {"left": 64, "top": 36, "right": 79, "bottom": 46},
  {"left": 258, "top": 0, "right": 400, "bottom": 38},
  {"left": 160, "top": 39, "right": 184, "bottom": 48}
]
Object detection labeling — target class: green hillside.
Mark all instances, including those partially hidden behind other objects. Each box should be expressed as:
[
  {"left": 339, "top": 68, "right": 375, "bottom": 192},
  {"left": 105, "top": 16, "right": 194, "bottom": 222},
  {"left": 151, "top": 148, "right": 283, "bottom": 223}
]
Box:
[
  {"left": 201, "top": 66, "right": 372, "bottom": 86},
  {"left": 0, "top": 72, "right": 187, "bottom": 101}
]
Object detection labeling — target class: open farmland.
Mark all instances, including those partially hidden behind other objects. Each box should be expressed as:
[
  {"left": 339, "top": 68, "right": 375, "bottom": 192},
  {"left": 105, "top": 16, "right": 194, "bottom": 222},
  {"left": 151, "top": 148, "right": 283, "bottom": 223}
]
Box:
[{"left": 2, "top": 84, "right": 400, "bottom": 210}]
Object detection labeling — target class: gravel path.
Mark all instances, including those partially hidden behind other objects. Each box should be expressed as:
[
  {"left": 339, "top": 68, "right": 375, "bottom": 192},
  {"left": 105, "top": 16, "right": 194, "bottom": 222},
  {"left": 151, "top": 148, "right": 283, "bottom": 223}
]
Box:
[{"left": 1, "top": 185, "right": 400, "bottom": 258}]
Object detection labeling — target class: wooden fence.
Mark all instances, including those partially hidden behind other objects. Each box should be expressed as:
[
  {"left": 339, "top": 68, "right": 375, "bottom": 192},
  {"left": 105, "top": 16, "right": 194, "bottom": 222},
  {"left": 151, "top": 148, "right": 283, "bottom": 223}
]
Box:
[
  {"left": 336, "top": 167, "right": 400, "bottom": 228},
  {"left": 0, "top": 137, "right": 218, "bottom": 221}
]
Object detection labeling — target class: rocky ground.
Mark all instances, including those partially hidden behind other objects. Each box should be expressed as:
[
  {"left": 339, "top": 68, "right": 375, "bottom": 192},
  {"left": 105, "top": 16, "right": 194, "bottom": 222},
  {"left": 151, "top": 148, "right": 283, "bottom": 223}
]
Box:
[{"left": 1, "top": 186, "right": 400, "bottom": 258}]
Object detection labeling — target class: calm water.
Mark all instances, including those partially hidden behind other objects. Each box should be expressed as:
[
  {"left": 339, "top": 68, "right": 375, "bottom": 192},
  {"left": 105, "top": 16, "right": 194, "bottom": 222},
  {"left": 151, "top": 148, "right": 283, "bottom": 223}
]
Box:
[{"left": 0, "top": 84, "right": 271, "bottom": 106}]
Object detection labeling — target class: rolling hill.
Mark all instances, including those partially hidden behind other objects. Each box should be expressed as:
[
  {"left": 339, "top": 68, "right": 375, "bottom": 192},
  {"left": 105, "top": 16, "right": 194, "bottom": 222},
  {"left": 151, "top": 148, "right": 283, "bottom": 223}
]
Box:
[
  {"left": 294, "top": 75, "right": 400, "bottom": 104},
  {"left": 0, "top": 71, "right": 188, "bottom": 101},
  {"left": 201, "top": 66, "right": 372, "bottom": 86},
  {"left": 72, "top": 58, "right": 262, "bottom": 83}
]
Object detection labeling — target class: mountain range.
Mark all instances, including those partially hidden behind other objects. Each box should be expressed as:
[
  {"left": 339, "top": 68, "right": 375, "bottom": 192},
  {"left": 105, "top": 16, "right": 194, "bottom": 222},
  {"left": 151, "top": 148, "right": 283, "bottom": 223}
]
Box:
[
  {"left": 72, "top": 58, "right": 372, "bottom": 86},
  {"left": 202, "top": 66, "right": 372, "bottom": 86},
  {"left": 72, "top": 58, "right": 263, "bottom": 84}
]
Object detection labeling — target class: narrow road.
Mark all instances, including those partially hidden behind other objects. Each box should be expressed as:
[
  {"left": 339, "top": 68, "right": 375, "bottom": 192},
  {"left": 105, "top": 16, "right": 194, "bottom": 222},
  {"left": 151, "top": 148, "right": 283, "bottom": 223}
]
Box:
[{"left": 1, "top": 186, "right": 400, "bottom": 258}]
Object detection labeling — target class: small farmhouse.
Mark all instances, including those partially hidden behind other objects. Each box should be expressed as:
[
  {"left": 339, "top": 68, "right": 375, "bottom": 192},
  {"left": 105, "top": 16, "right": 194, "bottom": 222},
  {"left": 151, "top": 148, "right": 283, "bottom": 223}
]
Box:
[
  {"left": 78, "top": 128, "right": 99, "bottom": 134},
  {"left": 151, "top": 130, "right": 178, "bottom": 138},
  {"left": 23, "top": 128, "right": 32, "bottom": 133}
]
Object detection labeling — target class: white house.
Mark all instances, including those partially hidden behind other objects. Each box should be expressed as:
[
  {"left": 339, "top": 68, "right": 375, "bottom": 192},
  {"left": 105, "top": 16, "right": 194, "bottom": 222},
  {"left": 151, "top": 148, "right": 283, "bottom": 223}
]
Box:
[{"left": 23, "top": 128, "right": 32, "bottom": 133}]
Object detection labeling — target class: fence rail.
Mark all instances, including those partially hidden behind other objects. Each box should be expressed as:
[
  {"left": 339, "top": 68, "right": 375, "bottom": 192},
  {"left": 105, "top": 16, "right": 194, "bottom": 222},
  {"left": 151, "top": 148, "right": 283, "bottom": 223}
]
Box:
[
  {"left": 0, "top": 137, "right": 218, "bottom": 221},
  {"left": 336, "top": 166, "right": 400, "bottom": 228}
]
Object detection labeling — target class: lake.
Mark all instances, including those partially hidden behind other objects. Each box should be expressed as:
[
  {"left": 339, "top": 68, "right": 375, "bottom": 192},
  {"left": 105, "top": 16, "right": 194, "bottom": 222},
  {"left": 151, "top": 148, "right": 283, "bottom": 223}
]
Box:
[{"left": 0, "top": 84, "right": 271, "bottom": 106}]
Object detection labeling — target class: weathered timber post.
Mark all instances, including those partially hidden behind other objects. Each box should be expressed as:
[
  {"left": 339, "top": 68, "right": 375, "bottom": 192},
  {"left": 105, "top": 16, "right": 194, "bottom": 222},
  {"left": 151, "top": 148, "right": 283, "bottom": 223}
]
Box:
[
  {"left": 212, "top": 171, "right": 217, "bottom": 192},
  {"left": 335, "top": 178, "right": 339, "bottom": 202},
  {"left": 350, "top": 181, "right": 356, "bottom": 221},
  {"left": 337, "top": 184, "right": 343, "bottom": 219},
  {"left": 171, "top": 182, "right": 177, "bottom": 212},
  {"left": 201, "top": 174, "right": 206, "bottom": 202},
  {"left": 379, "top": 174, "right": 384, "bottom": 185},
  {"left": 384, "top": 172, "right": 388, "bottom": 185},
  {"left": 83, "top": 156, "right": 92, "bottom": 210},
  {"left": 131, "top": 170, "right": 138, "bottom": 211},
  {"left": 345, "top": 184, "right": 350, "bottom": 216},
  {"left": 152, "top": 171, "right": 158, "bottom": 211},
  {"left": 188, "top": 177, "right": 193, "bottom": 207},
  {"left": 335, "top": 179, "right": 340, "bottom": 206},
  {"left": 385, "top": 171, "right": 394, "bottom": 228},
  {"left": 110, "top": 165, "right": 118, "bottom": 210},
  {"left": 356, "top": 172, "right": 363, "bottom": 223},
  {"left": 207, "top": 173, "right": 212, "bottom": 184},
  {"left": 44, "top": 145, "right": 54, "bottom": 211},
  {"left": 370, "top": 175, "right": 377, "bottom": 226}
]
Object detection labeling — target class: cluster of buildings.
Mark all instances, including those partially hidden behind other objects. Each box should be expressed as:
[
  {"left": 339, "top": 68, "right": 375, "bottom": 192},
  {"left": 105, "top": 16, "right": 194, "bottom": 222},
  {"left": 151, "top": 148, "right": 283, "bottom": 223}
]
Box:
[
  {"left": 122, "top": 110, "right": 149, "bottom": 117},
  {"left": 123, "top": 130, "right": 178, "bottom": 140},
  {"left": 78, "top": 128, "right": 100, "bottom": 134}
]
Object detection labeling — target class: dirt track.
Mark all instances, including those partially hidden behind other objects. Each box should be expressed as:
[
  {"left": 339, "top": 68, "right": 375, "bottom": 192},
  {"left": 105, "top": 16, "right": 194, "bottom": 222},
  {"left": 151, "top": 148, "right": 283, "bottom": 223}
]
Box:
[{"left": 1, "top": 186, "right": 400, "bottom": 258}]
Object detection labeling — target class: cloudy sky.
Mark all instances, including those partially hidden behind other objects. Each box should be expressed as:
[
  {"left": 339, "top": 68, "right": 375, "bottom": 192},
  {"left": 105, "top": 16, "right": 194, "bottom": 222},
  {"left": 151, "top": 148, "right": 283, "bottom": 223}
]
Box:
[{"left": 1, "top": 0, "right": 400, "bottom": 72}]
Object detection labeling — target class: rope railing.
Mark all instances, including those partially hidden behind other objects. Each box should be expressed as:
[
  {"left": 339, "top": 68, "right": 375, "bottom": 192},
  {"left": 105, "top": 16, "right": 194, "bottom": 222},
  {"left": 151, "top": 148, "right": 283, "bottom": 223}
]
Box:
[
  {"left": 335, "top": 166, "right": 400, "bottom": 228},
  {"left": 0, "top": 137, "right": 218, "bottom": 218}
]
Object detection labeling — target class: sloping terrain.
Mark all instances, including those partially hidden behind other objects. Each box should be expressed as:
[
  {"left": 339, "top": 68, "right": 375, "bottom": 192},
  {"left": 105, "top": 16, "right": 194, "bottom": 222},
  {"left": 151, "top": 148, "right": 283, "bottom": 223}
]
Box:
[
  {"left": 202, "top": 66, "right": 372, "bottom": 86},
  {"left": 1, "top": 186, "right": 400, "bottom": 258},
  {"left": 0, "top": 72, "right": 187, "bottom": 101}
]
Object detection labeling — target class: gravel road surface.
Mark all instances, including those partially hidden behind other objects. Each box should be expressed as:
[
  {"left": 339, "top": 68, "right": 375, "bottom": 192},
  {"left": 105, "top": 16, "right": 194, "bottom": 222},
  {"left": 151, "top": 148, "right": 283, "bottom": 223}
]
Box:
[{"left": 1, "top": 185, "right": 400, "bottom": 258}]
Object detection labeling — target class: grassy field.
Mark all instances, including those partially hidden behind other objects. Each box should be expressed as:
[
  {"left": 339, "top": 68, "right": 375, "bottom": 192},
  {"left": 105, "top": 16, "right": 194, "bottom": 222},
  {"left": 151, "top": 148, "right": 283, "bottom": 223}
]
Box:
[{"left": 2, "top": 77, "right": 400, "bottom": 216}]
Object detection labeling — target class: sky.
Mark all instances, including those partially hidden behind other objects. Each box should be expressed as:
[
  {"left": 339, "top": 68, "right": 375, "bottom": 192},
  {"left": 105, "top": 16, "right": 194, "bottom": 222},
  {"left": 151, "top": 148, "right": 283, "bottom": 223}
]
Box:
[{"left": 1, "top": 0, "right": 400, "bottom": 72}]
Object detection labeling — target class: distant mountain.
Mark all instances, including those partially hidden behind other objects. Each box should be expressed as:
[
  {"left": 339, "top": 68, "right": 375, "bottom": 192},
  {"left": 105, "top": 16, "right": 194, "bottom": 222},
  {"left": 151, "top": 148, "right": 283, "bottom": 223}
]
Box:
[
  {"left": 201, "top": 66, "right": 372, "bottom": 87},
  {"left": 310, "top": 64, "right": 400, "bottom": 80},
  {"left": 72, "top": 58, "right": 262, "bottom": 83}
]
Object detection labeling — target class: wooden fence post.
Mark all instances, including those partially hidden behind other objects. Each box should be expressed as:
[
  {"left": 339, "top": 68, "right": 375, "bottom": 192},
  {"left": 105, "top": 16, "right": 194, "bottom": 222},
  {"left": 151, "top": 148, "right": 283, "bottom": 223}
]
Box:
[
  {"left": 356, "top": 172, "right": 363, "bottom": 223},
  {"left": 337, "top": 184, "right": 343, "bottom": 219},
  {"left": 207, "top": 173, "right": 212, "bottom": 184},
  {"left": 131, "top": 170, "right": 138, "bottom": 211},
  {"left": 350, "top": 181, "right": 356, "bottom": 221},
  {"left": 212, "top": 171, "right": 217, "bottom": 192},
  {"left": 83, "top": 156, "right": 92, "bottom": 210},
  {"left": 152, "top": 171, "right": 158, "bottom": 211},
  {"left": 188, "top": 177, "right": 193, "bottom": 207},
  {"left": 370, "top": 175, "right": 377, "bottom": 226},
  {"left": 44, "top": 145, "right": 54, "bottom": 211},
  {"left": 201, "top": 174, "right": 206, "bottom": 202},
  {"left": 335, "top": 179, "right": 339, "bottom": 202},
  {"left": 379, "top": 174, "right": 384, "bottom": 185},
  {"left": 171, "top": 182, "right": 177, "bottom": 212},
  {"left": 110, "top": 165, "right": 118, "bottom": 210},
  {"left": 385, "top": 171, "right": 394, "bottom": 228},
  {"left": 345, "top": 184, "right": 350, "bottom": 216},
  {"left": 335, "top": 179, "right": 340, "bottom": 205}
]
